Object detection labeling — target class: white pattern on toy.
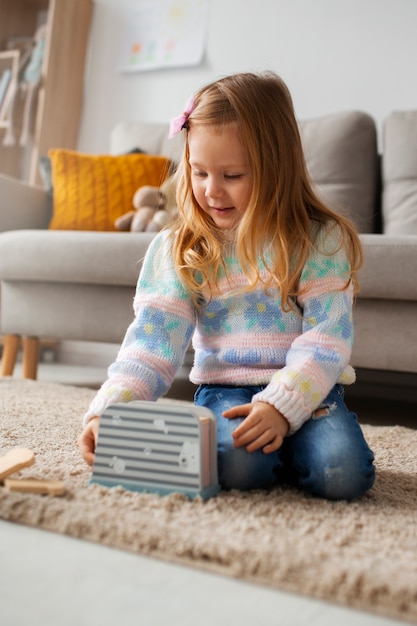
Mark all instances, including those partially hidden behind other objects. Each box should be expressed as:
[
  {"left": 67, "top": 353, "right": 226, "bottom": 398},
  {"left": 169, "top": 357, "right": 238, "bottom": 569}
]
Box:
[
  {"left": 154, "top": 418, "right": 169, "bottom": 434},
  {"left": 110, "top": 456, "right": 126, "bottom": 473},
  {"left": 178, "top": 441, "right": 199, "bottom": 473}
]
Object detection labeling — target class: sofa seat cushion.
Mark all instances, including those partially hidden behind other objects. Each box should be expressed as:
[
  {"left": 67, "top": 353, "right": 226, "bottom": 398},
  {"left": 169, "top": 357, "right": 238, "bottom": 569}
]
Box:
[
  {"left": 2, "top": 231, "right": 416, "bottom": 302},
  {"left": 382, "top": 110, "right": 417, "bottom": 235},
  {"left": 0, "top": 230, "right": 156, "bottom": 286},
  {"left": 359, "top": 234, "right": 417, "bottom": 300}
]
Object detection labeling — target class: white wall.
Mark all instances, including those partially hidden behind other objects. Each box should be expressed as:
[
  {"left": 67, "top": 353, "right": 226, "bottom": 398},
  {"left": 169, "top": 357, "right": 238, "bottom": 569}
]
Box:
[{"left": 78, "top": 0, "right": 417, "bottom": 153}]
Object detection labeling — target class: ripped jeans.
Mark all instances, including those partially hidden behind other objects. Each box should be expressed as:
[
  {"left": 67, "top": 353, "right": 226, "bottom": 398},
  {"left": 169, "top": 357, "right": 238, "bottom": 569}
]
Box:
[{"left": 194, "top": 384, "right": 375, "bottom": 500}]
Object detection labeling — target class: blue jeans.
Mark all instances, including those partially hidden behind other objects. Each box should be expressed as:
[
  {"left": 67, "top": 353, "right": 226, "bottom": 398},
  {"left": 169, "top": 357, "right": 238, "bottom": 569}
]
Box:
[{"left": 194, "top": 384, "right": 375, "bottom": 500}]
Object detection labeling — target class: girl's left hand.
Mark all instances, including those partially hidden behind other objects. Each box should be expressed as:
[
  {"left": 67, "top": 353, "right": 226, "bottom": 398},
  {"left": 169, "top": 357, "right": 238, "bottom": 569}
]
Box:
[{"left": 223, "top": 401, "right": 289, "bottom": 454}]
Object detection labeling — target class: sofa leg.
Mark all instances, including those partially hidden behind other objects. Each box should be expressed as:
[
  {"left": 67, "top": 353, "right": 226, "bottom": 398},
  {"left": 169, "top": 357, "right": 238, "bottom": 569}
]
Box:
[
  {"left": 22, "top": 337, "right": 40, "bottom": 380},
  {"left": 1, "top": 334, "right": 21, "bottom": 376}
]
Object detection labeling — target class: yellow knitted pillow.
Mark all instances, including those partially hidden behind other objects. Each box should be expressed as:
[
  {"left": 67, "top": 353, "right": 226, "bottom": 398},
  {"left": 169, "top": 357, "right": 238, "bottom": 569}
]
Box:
[{"left": 48, "top": 149, "right": 170, "bottom": 231}]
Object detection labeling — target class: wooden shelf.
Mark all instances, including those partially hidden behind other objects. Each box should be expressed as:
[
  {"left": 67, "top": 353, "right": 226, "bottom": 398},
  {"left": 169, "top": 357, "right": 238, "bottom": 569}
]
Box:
[
  {"left": 0, "top": 0, "right": 93, "bottom": 183},
  {"left": 0, "top": 50, "right": 20, "bottom": 127}
]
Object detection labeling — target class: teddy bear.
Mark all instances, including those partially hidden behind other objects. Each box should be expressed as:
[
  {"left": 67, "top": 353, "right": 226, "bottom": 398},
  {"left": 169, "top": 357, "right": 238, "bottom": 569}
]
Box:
[{"left": 114, "top": 175, "right": 178, "bottom": 232}]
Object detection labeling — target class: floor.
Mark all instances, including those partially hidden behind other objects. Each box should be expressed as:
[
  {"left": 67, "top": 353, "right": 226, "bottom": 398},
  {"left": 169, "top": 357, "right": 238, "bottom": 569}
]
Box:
[
  {"left": 1, "top": 351, "right": 415, "bottom": 626},
  {"left": 0, "top": 520, "right": 404, "bottom": 626}
]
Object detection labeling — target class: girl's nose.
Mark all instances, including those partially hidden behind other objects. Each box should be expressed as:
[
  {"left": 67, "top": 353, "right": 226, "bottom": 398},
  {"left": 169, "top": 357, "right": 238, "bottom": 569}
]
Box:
[{"left": 205, "top": 176, "right": 224, "bottom": 199}]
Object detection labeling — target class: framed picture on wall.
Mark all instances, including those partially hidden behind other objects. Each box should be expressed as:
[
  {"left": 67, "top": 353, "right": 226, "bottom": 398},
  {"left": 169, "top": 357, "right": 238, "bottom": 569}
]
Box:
[{"left": 120, "top": 0, "right": 209, "bottom": 73}]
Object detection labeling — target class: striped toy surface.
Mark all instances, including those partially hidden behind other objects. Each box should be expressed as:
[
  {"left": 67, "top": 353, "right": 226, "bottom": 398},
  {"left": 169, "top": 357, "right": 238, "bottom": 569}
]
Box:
[{"left": 91, "top": 401, "right": 220, "bottom": 499}]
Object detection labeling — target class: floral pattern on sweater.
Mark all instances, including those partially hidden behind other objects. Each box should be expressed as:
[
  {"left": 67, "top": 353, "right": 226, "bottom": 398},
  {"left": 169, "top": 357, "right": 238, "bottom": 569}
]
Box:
[{"left": 84, "top": 227, "right": 356, "bottom": 434}]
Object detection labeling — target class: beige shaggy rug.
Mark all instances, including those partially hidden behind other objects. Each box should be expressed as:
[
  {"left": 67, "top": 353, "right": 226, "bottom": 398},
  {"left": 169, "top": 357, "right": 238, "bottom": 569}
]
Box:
[{"left": 1, "top": 378, "right": 417, "bottom": 624}]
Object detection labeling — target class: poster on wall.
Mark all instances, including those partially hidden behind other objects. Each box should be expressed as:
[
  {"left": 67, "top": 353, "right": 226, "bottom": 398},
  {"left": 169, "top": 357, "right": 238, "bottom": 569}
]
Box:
[{"left": 120, "top": 0, "right": 209, "bottom": 73}]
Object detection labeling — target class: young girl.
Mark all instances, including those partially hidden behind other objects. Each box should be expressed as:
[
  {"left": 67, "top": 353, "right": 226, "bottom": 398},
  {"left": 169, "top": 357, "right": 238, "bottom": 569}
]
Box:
[{"left": 79, "top": 71, "right": 375, "bottom": 500}]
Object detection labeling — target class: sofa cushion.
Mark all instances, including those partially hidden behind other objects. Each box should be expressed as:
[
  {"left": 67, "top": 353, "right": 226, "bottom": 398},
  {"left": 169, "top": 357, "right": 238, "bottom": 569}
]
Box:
[
  {"left": 112, "top": 113, "right": 379, "bottom": 234},
  {"left": 110, "top": 121, "right": 184, "bottom": 163},
  {"left": 48, "top": 149, "right": 170, "bottom": 231},
  {"left": 382, "top": 110, "right": 417, "bottom": 235},
  {"left": 299, "top": 111, "right": 379, "bottom": 233}
]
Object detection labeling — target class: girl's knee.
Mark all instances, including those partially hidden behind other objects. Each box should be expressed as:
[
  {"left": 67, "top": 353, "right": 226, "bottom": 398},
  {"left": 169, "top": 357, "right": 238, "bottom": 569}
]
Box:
[
  {"left": 316, "top": 462, "right": 375, "bottom": 500},
  {"left": 290, "top": 401, "right": 376, "bottom": 500},
  {"left": 218, "top": 443, "right": 279, "bottom": 491},
  {"left": 299, "top": 445, "right": 376, "bottom": 500}
]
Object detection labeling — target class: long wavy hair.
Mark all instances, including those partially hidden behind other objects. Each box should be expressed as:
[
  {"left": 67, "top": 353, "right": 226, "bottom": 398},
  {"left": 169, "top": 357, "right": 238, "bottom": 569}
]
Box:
[{"left": 169, "top": 71, "right": 363, "bottom": 310}]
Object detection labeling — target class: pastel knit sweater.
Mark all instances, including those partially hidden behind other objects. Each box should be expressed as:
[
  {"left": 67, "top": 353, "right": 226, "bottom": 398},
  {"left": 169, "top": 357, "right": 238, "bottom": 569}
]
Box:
[{"left": 84, "top": 226, "right": 356, "bottom": 434}]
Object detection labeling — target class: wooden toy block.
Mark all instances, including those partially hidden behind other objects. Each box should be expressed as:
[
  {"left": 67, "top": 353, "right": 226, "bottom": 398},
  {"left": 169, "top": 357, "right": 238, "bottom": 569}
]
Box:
[
  {"left": 91, "top": 401, "right": 220, "bottom": 499},
  {"left": 0, "top": 448, "right": 35, "bottom": 481},
  {"left": 4, "top": 478, "right": 66, "bottom": 496}
]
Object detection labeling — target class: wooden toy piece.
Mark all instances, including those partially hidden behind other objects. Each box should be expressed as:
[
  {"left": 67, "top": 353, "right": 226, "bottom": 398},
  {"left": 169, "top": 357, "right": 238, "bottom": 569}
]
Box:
[
  {"left": 4, "top": 478, "right": 66, "bottom": 496},
  {"left": 0, "top": 448, "right": 35, "bottom": 481}
]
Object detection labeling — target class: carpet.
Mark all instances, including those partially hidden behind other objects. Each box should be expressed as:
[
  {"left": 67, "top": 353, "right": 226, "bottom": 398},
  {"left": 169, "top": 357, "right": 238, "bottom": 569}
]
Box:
[{"left": 1, "top": 378, "right": 417, "bottom": 623}]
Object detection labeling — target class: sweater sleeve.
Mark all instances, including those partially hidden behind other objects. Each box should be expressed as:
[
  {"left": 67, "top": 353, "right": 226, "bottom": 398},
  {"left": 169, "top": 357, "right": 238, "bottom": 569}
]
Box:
[
  {"left": 83, "top": 232, "right": 196, "bottom": 424},
  {"left": 252, "top": 225, "right": 356, "bottom": 434}
]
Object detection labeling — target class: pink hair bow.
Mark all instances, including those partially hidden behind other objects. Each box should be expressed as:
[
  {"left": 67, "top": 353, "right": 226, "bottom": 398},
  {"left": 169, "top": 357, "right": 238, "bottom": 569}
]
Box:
[{"left": 169, "top": 95, "right": 195, "bottom": 139}]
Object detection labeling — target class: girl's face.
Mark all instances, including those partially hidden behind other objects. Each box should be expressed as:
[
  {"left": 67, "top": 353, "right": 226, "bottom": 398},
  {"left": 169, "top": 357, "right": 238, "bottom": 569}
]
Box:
[{"left": 188, "top": 123, "right": 253, "bottom": 232}]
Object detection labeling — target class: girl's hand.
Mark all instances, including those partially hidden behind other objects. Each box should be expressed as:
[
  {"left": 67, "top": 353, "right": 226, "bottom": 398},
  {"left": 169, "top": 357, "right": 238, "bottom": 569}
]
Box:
[
  {"left": 78, "top": 416, "right": 100, "bottom": 466},
  {"left": 223, "top": 402, "right": 289, "bottom": 454}
]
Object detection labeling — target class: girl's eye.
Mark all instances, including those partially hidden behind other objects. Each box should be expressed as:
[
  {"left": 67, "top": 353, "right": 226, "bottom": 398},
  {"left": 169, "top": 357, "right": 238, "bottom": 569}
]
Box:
[{"left": 191, "top": 170, "right": 243, "bottom": 180}]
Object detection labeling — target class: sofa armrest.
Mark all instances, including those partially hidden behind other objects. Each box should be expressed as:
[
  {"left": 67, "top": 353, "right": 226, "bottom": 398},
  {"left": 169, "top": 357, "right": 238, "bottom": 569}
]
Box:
[
  {"left": 0, "top": 174, "right": 52, "bottom": 231},
  {"left": 0, "top": 230, "right": 156, "bottom": 285},
  {"left": 359, "top": 233, "right": 417, "bottom": 300}
]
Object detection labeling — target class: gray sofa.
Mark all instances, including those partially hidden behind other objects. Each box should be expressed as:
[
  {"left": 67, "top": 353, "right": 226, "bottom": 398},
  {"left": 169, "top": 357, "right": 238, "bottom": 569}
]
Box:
[{"left": 0, "top": 110, "right": 417, "bottom": 402}]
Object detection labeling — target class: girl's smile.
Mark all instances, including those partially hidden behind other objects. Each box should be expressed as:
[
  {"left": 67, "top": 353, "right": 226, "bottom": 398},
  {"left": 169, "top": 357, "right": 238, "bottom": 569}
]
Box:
[{"left": 188, "top": 123, "right": 253, "bottom": 231}]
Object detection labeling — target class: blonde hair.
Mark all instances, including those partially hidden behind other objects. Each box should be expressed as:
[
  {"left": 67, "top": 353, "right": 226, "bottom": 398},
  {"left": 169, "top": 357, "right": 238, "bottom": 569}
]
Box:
[{"left": 169, "top": 71, "right": 362, "bottom": 310}]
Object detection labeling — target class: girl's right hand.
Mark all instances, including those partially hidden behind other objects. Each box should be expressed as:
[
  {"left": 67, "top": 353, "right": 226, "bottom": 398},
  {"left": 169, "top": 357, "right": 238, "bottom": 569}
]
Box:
[{"left": 78, "top": 416, "right": 100, "bottom": 466}]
